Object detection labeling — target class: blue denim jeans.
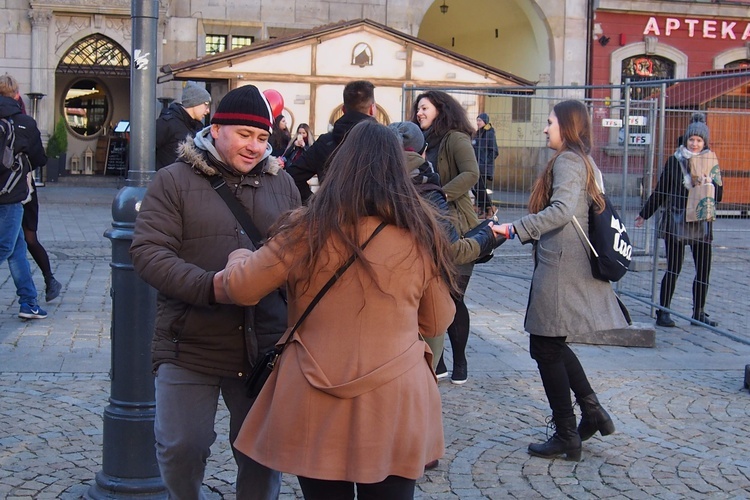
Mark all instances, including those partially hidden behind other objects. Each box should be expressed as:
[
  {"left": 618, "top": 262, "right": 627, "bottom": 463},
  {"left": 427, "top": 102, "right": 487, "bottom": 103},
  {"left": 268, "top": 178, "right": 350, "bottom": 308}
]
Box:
[
  {"left": 0, "top": 202, "right": 38, "bottom": 306},
  {"left": 154, "top": 363, "right": 282, "bottom": 500}
]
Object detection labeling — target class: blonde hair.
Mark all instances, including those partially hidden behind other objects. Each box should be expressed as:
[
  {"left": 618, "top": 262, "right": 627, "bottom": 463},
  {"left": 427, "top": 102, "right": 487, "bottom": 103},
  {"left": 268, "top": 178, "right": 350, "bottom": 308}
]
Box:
[{"left": 0, "top": 74, "right": 19, "bottom": 98}]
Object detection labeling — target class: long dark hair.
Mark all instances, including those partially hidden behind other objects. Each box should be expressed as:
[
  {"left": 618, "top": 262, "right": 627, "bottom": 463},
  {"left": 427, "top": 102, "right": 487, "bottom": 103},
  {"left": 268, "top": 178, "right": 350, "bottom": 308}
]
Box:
[
  {"left": 295, "top": 123, "right": 314, "bottom": 146},
  {"left": 270, "top": 115, "right": 290, "bottom": 154},
  {"left": 271, "top": 120, "right": 458, "bottom": 294},
  {"left": 409, "top": 90, "right": 474, "bottom": 138},
  {"left": 528, "top": 100, "right": 605, "bottom": 215}
]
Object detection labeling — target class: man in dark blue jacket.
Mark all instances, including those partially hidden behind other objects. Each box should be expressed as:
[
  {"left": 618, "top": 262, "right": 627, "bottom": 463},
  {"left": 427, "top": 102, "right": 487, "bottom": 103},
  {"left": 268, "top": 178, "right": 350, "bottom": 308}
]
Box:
[
  {"left": 155, "top": 81, "right": 211, "bottom": 170},
  {"left": 286, "top": 80, "right": 376, "bottom": 202},
  {"left": 0, "top": 73, "right": 48, "bottom": 319}
]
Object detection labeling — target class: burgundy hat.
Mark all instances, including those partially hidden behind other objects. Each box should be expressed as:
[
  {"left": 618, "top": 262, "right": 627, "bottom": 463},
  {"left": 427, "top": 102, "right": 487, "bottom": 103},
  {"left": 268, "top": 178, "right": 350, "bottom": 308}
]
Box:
[{"left": 211, "top": 85, "right": 273, "bottom": 132}]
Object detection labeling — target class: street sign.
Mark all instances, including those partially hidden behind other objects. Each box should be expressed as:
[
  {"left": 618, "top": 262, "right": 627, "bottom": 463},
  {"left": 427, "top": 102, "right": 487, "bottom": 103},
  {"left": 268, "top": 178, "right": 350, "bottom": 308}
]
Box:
[
  {"left": 602, "top": 118, "right": 623, "bottom": 128},
  {"left": 629, "top": 133, "right": 651, "bottom": 145}
]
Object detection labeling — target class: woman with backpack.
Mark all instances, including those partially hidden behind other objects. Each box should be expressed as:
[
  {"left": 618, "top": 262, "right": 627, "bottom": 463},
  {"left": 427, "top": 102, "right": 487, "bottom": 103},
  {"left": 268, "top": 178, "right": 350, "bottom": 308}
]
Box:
[{"left": 496, "top": 100, "right": 626, "bottom": 461}]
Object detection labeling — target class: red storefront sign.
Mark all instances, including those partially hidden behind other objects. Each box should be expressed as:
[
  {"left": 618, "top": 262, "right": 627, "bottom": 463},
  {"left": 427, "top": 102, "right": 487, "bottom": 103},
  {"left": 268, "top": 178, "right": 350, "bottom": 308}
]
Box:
[{"left": 643, "top": 17, "right": 750, "bottom": 40}]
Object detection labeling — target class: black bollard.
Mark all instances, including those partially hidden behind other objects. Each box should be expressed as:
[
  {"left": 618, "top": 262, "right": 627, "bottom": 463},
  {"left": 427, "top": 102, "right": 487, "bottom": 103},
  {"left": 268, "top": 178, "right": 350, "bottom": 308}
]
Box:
[
  {"left": 88, "top": 190, "right": 164, "bottom": 498},
  {"left": 87, "top": 0, "right": 164, "bottom": 497}
]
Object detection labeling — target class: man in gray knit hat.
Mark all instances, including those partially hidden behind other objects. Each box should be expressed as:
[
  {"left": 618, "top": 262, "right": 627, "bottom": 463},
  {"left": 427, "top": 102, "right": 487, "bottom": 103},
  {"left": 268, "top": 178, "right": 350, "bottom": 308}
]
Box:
[{"left": 155, "top": 81, "right": 212, "bottom": 170}]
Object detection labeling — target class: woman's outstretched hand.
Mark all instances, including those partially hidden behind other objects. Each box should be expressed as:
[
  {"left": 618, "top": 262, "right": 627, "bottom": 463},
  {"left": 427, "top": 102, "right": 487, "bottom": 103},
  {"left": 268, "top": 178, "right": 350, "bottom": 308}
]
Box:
[{"left": 212, "top": 270, "right": 232, "bottom": 304}]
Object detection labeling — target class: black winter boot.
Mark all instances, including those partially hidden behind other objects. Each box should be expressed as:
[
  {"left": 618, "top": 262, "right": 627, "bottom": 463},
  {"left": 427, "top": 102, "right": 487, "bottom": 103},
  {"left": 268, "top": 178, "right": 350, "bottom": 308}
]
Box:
[
  {"left": 576, "top": 393, "right": 616, "bottom": 441},
  {"left": 528, "top": 416, "right": 582, "bottom": 461},
  {"left": 692, "top": 310, "right": 718, "bottom": 327},
  {"left": 656, "top": 310, "right": 676, "bottom": 327}
]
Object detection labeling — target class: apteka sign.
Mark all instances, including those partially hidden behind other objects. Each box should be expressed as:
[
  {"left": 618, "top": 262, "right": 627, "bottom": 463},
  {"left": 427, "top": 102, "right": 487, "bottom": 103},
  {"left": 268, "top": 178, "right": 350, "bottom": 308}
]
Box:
[{"left": 643, "top": 16, "right": 750, "bottom": 40}]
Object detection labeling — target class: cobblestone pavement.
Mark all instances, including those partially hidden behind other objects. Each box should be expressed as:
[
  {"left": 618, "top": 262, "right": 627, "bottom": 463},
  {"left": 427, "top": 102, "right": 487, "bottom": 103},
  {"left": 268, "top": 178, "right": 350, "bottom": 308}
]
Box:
[{"left": 1, "top": 184, "right": 749, "bottom": 499}]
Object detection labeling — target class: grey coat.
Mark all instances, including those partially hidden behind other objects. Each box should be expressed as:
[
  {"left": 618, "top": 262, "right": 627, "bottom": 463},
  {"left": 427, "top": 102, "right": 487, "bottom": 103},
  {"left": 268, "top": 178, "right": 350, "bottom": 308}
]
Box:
[{"left": 513, "top": 152, "right": 628, "bottom": 338}]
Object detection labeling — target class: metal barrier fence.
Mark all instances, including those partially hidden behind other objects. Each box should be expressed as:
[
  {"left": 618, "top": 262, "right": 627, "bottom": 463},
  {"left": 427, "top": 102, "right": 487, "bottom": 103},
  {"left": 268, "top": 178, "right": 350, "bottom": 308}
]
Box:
[{"left": 403, "top": 71, "right": 750, "bottom": 342}]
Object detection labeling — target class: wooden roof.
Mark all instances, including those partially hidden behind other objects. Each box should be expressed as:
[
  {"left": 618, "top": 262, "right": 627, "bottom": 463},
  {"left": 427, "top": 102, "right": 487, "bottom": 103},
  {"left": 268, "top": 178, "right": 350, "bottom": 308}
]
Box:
[
  {"left": 663, "top": 69, "right": 750, "bottom": 108},
  {"left": 158, "top": 18, "right": 536, "bottom": 88}
]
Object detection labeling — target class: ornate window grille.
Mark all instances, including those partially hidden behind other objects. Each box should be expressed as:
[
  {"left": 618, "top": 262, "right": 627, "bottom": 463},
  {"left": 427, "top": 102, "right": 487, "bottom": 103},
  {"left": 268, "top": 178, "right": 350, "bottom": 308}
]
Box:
[{"left": 57, "top": 34, "right": 130, "bottom": 77}]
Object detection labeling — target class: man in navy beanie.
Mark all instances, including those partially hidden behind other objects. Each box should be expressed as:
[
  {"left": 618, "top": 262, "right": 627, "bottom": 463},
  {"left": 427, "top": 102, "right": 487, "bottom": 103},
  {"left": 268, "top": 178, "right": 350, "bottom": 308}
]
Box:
[
  {"left": 132, "top": 84, "right": 300, "bottom": 499},
  {"left": 286, "top": 79, "right": 376, "bottom": 203}
]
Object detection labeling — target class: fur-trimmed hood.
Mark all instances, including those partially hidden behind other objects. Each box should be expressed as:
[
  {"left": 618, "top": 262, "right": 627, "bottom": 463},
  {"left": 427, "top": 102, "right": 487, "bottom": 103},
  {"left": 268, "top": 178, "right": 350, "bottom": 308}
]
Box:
[{"left": 175, "top": 126, "right": 284, "bottom": 178}]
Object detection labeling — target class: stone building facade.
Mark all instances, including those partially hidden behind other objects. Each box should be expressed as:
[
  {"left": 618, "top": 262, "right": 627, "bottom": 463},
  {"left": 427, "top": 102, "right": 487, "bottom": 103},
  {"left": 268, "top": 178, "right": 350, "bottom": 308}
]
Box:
[{"left": 0, "top": 0, "right": 747, "bottom": 175}]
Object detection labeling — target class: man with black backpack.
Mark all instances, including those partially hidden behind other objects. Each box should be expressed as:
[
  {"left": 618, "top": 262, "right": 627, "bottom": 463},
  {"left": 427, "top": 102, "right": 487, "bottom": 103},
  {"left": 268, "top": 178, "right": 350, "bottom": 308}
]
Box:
[{"left": 0, "top": 73, "right": 48, "bottom": 319}]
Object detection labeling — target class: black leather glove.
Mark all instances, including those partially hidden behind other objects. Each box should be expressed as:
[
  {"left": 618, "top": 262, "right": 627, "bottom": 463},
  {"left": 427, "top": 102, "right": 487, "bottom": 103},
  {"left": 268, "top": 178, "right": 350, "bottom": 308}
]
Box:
[{"left": 468, "top": 221, "right": 506, "bottom": 264}]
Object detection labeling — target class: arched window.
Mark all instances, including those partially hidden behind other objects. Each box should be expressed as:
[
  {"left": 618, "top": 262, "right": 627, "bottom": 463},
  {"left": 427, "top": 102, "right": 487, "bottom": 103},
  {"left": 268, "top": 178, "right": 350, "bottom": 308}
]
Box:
[
  {"left": 725, "top": 59, "right": 750, "bottom": 70},
  {"left": 56, "top": 35, "right": 128, "bottom": 137},
  {"left": 621, "top": 55, "right": 675, "bottom": 100},
  {"left": 329, "top": 104, "right": 389, "bottom": 127},
  {"left": 57, "top": 34, "right": 130, "bottom": 77}
]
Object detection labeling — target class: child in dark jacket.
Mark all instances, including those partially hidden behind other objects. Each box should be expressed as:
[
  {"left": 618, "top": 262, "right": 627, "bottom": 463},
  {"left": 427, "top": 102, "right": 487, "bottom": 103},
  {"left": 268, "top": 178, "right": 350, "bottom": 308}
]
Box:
[{"left": 388, "top": 121, "right": 505, "bottom": 376}]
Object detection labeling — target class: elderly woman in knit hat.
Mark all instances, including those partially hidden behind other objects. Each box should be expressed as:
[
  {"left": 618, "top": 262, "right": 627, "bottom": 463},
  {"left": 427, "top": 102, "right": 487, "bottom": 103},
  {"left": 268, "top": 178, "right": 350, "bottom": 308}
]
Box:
[
  {"left": 472, "top": 112, "right": 499, "bottom": 218},
  {"left": 155, "top": 81, "right": 212, "bottom": 170},
  {"left": 635, "top": 113, "right": 723, "bottom": 327}
]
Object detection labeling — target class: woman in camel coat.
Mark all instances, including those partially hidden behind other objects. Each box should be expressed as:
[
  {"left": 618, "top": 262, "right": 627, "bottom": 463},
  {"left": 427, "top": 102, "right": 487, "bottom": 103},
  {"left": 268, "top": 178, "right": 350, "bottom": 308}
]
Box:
[{"left": 214, "top": 121, "right": 457, "bottom": 499}]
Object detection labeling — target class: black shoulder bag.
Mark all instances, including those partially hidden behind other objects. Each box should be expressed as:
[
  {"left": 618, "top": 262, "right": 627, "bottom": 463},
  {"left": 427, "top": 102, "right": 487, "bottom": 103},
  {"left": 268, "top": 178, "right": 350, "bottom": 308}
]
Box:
[{"left": 244, "top": 221, "right": 387, "bottom": 400}]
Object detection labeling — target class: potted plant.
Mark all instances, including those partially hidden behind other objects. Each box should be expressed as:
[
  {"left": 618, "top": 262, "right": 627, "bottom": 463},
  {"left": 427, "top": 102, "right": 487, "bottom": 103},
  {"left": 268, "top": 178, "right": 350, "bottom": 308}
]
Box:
[{"left": 45, "top": 116, "right": 68, "bottom": 181}]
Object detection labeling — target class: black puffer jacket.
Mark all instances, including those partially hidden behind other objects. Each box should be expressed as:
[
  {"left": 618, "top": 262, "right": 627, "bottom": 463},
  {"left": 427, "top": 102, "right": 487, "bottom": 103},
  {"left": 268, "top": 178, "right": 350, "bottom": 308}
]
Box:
[
  {"left": 131, "top": 132, "right": 301, "bottom": 378},
  {"left": 0, "top": 96, "right": 46, "bottom": 204},
  {"left": 406, "top": 152, "right": 499, "bottom": 265},
  {"left": 286, "top": 111, "right": 374, "bottom": 202},
  {"left": 154, "top": 102, "right": 204, "bottom": 170}
]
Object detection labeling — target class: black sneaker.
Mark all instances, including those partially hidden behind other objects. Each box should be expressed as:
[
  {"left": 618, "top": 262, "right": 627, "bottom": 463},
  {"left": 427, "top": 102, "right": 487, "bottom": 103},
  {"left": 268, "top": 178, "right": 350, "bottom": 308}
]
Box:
[
  {"left": 435, "top": 355, "right": 449, "bottom": 380},
  {"left": 45, "top": 277, "right": 62, "bottom": 302},
  {"left": 451, "top": 363, "right": 468, "bottom": 385}
]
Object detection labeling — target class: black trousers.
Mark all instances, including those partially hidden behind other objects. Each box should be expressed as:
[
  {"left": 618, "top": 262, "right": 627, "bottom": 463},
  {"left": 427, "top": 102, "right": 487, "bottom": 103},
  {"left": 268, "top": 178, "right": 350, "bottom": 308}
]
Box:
[
  {"left": 660, "top": 237, "right": 712, "bottom": 314},
  {"left": 446, "top": 274, "right": 472, "bottom": 368},
  {"left": 474, "top": 175, "right": 493, "bottom": 212},
  {"left": 529, "top": 335, "right": 594, "bottom": 420},
  {"left": 297, "top": 475, "right": 416, "bottom": 500}
]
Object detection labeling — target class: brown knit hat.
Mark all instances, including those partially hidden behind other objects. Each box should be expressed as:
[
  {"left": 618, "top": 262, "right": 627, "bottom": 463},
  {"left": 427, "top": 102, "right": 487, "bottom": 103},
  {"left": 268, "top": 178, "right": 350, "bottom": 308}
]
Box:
[{"left": 211, "top": 85, "right": 273, "bottom": 133}]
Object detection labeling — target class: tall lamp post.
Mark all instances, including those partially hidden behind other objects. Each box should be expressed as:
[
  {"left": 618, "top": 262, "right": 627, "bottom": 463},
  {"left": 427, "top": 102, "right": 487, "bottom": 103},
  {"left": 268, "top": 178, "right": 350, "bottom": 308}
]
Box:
[
  {"left": 26, "top": 92, "right": 45, "bottom": 184},
  {"left": 87, "top": 0, "right": 164, "bottom": 497}
]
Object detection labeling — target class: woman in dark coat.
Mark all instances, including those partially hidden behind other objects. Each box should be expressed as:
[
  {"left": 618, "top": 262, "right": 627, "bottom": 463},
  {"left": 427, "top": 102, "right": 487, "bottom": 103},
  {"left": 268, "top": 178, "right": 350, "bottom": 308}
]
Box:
[
  {"left": 472, "top": 113, "right": 499, "bottom": 218},
  {"left": 635, "top": 113, "right": 723, "bottom": 327},
  {"left": 411, "top": 90, "right": 481, "bottom": 385},
  {"left": 282, "top": 123, "right": 314, "bottom": 166},
  {"left": 270, "top": 114, "right": 291, "bottom": 157},
  {"left": 497, "top": 100, "right": 626, "bottom": 461}
]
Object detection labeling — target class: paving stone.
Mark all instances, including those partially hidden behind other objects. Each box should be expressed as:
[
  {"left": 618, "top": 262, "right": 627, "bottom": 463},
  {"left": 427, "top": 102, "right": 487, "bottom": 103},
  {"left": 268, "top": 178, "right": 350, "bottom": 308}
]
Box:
[{"left": 2, "top": 186, "right": 750, "bottom": 498}]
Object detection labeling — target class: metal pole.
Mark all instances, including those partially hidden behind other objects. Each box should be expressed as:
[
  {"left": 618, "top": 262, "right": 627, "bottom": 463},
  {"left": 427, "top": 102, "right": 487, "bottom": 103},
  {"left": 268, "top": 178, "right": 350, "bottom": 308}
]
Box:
[
  {"left": 88, "top": 0, "right": 164, "bottom": 498},
  {"left": 26, "top": 93, "right": 46, "bottom": 184},
  {"left": 648, "top": 82, "right": 668, "bottom": 318}
]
